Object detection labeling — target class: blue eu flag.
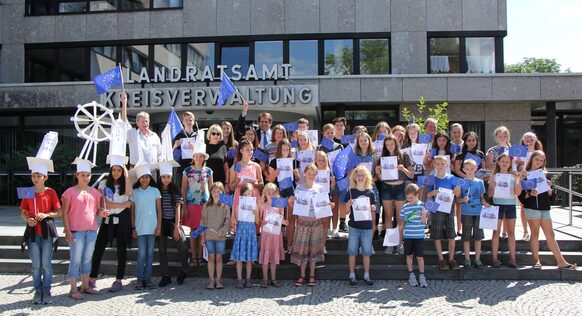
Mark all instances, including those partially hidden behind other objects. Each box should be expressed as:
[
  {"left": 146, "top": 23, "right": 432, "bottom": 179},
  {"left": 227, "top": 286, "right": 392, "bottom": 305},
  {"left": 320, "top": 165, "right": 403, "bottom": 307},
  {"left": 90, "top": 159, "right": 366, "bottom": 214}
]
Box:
[
  {"left": 218, "top": 73, "right": 237, "bottom": 105},
  {"left": 167, "top": 109, "right": 184, "bottom": 139},
  {"left": 93, "top": 66, "right": 122, "bottom": 95},
  {"left": 17, "top": 187, "right": 35, "bottom": 199},
  {"left": 333, "top": 146, "right": 358, "bottom": 179}
]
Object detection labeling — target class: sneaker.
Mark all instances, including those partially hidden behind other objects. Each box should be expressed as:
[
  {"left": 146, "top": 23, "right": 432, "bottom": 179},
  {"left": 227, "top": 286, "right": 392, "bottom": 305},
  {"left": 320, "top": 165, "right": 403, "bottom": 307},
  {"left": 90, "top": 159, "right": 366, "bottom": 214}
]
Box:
[
  {"left": 439, "top": 260, "right": 449, "bottom": 271},
  {"left": 226, "top": 260, "right": 236, "bottom": 266},
  {"left": 333, "top": 230, "right": 340, "bottom": 239},
  {"left": 88, "top": 280, "right": 97, "bottom": 290},
  {"left": 32, "top": 291, "right": 42, "bottom": 304},
  {"left": 474, "top": 259, "right": 484, "bottom": 269},
  {"left": 449, "top": 260, "right": 460, "bottom": 270},
  {"left": 372, "top": 249, "right": 376, "bottom": 255},
  {"left": 109, "top": 280, "right": 123, "bottom": 293},
  {"left": 384, "top": 247, "right": 392, "bottom": 254},
  {"left": 144, "top": 279, "right": 156, "bottom": 289},
  {"left": 134, "top": 279, "right": 143, "bottom": 290},
  {"left": 522, "top": 233, "right": 531, "bottom": 242},
  {"left": 244, "top": 279, "right": 253, "bottom": 288},
  {"left": 324, "top": 246, "right": 328, "bottom": 254},
  {"left": 176, "top": 270, "right": 187, "bottom": 285},
  {"left": 418, "top": 275, "right": 428, "bottom": 288},
  {"left": 339, "top": 221, "right": 347, "bottom": 232},
  {"left": 463, "top": 259, "right": 472, "bottom": 269},
  {"left": 363, "top": 278, "right": 375, "bottom": 287},
  {"left": 408, "top": 273, "right": 418, "bottom": 287},
  {"left": 158, "top": 275, "right": 172, "bottom": 287},
  {"left": 349, "top": 277, "right": 358, "bottom": 287},
  {"left": 235, "top": 279, "right": 244, "bottom": 289},
  {"left": 327, "top": 229, "right": 333, "bottom": 238},
  {"left": 395, "top": 244, "right": 404, "bottom": 255},
  {"left": 42, "top": 290, "right": 53, "bottom": 304}
]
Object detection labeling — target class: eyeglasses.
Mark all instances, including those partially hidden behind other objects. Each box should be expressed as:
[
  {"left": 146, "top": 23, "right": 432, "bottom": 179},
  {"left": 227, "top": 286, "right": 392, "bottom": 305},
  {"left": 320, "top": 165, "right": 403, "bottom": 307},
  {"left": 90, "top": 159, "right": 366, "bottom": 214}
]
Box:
[{"left": 211, "top": 132, "right": 221, "bottom": 136}]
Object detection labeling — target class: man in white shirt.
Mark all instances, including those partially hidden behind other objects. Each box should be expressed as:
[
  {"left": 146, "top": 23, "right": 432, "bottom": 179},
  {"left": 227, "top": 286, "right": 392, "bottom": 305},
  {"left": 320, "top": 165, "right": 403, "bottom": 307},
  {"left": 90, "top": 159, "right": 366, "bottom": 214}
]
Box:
[{"left": 120, "top": 93, "right": 162, "bottom": 166}]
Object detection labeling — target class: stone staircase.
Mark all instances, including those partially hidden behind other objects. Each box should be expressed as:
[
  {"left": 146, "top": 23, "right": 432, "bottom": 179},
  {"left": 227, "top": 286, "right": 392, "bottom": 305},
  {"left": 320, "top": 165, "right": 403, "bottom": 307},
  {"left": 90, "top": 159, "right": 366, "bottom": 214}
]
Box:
[{"left": 1, "top": 235, "right": 580, "bottom": 281}]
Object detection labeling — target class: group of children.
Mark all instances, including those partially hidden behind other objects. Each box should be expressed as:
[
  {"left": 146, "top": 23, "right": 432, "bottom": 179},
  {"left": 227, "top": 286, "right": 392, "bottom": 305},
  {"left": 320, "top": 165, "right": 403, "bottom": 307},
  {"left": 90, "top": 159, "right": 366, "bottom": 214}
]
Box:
[{"left": 19, "top": 115, "right": 577, "bottom": 305}]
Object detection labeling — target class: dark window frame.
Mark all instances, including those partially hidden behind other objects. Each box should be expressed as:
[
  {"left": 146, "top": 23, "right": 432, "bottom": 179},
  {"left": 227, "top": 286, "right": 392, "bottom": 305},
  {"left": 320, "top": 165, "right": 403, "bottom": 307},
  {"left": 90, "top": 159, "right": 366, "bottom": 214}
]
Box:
[
  {"left": 25, "top": 0, "right": 183, "bottom": 16},
  {"left": 427, "top": 31, "right": 506, "bottom": 74}
]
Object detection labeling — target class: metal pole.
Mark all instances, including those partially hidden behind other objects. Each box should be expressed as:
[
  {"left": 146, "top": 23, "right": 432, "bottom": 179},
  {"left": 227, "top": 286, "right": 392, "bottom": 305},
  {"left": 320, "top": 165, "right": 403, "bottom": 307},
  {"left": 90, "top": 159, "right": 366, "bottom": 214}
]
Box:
[{"left": 568, "top": 171, "right": 572, "bottom": 226}]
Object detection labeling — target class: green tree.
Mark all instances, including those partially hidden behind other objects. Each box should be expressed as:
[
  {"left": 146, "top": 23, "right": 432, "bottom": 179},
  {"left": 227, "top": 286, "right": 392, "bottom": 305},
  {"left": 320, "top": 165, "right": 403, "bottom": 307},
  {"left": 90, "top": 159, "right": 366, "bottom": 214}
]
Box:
[
  {"left": 401, "top": 96, "right": 449, "bottom": 132},
  {"left": 324, "top": 47, "right": 353, "bottom": 75},
  {"left": 360, "top": 39, "right": 389, "bottom": 74},
  {"left": 505, "top": 57, "right": 561, "bottom": 73}
]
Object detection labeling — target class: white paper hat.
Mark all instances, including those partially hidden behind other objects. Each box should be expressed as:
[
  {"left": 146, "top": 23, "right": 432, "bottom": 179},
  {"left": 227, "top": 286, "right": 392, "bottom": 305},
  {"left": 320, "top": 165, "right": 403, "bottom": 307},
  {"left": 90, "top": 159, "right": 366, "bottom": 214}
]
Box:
[
  {"left": 107, "top": 154, "right": 128, "bottom": 167},
  {"left": 158, "top": 160, "right": 180, "bottom": 176},
  {"left": 192, "top": 141, "right": 209, "bottom": 160},
  {"left": 26, "top": 157, "right": 54, "bottom": 176},
  {"left": 72, "top": 157, "right": 95, "bottom": 173},
  {"left": 132, "top": 163, "right": 154, "bottom": 179}
]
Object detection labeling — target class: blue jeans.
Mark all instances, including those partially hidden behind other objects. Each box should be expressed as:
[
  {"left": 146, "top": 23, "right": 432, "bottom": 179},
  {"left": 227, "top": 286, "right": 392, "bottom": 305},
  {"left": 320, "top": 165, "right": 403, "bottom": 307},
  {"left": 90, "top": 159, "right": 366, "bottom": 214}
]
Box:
[
  {"left": 68, "top": 230, "right": 97, "bottom": 279},
  {"left": 347, "top": 227, "right": 374, "bottom": 256},
  {"left": 205, "top": 239, "right": 226, "bottom": 255},
  {"left": 137, "top": 235, "right": 155, "bottom": 280},
  {"left": 27, "top": 237, "right": 54, "bottom": 291}
]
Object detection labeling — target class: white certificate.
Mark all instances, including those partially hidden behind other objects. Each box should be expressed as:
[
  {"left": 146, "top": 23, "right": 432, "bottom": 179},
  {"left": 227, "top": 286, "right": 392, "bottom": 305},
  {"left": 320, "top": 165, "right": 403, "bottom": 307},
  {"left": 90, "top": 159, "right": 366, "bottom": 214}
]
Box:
[
  {"left": 293, "top": 190, "right": 312, "bottom": 217},
  {"left": 381, "top": 156, "right": 398, "bottom": 181},
  {"left": 276, "top": 158, "right": 294, "bottom": 182},
  {"left": 237, "top": 196, "right": 256, "bottom": 223},
  {"left": 297, "top": 150, "right": 315, "bottom": 172},
  {"left": 263, "top": 212, "right": 283, "bottom": 235},
  {"left": 411, "top": 143, "right": 428, "bottom": 165},
  {"left": 180, "top": 137, "right": 196, "bottom": 159},
  {"left": 315, "top": 170, "right": 331, "bottom": 193},
  {"left": 479, "top": 206, "right": 500, "bottom": 230},
  {"left": 435, "top": 188, "right": 454, "bottom": 213},
  {"left": 493, "top": 173, "right": 512, "bottom": 199},
  {"left": 527, "top": 169, "right": 551, "bottom": 194},
  {"left": 307, "top": 130, "right": 319, "bottom": 147},
  {"left": 374, "top": 140, "right": 384, "bottom": 155},
  {"left": 352, "top": 196, "right": 372, "bottom": 221},
  {"left": 383, "top": 228, "right": 400, "bottom": 247},
  {"left": 359, "top": 161, "right": 373, "bottom": 173},
  {"left": 327, "top": 149, "right": 341, "bottom": 169},
  {"left": 313, "top": 193, "right": 333, "bottom": 219}
]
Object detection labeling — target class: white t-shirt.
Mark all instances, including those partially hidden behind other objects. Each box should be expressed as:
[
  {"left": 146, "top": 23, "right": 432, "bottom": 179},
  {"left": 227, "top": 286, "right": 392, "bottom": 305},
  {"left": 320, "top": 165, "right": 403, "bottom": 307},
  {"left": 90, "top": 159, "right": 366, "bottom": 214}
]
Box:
[
  {"left": 125, "top": 121, "right": 161, "bottom": 165},
  {"left": 98, "top": 180, "right": 130, "bottom": 224}
]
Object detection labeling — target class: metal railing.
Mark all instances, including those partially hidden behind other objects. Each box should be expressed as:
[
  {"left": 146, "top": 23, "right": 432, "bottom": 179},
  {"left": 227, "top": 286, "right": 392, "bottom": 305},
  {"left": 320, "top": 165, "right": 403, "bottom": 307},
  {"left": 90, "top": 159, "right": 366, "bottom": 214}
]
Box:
[{"left": 547, "top": 168, "right": 582, "bottom": 226}]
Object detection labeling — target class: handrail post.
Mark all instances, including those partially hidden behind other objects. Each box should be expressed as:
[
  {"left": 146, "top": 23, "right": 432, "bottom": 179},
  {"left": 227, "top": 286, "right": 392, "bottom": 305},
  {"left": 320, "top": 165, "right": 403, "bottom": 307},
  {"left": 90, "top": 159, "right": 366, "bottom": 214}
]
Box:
[{"left": 569, "top": 171, "right": 573, "bottom": 226}]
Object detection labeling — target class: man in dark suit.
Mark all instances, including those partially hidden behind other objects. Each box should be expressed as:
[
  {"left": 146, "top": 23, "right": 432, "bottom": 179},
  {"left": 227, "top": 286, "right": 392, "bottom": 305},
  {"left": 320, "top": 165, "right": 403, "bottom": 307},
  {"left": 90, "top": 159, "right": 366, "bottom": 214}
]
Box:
[{"left": 236, "top": 102, "right": 273, "bottom": 149}]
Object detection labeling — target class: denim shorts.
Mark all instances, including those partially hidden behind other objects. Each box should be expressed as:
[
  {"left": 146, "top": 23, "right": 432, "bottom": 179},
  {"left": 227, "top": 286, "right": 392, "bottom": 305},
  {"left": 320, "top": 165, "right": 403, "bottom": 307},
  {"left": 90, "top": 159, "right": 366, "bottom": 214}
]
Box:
[
  {"left": 205, "top": 239, "right": 226, "bottom": 255},
  {"left": 497, "top": 204, "right": 517, "bottom": 220},
  {"left": 524, "top": 208, "right": 552, "bottom": 221},
  {"left": 347, "top": 227, "right": 374, "bottom": 256},
  {"left": 381, "top": 183, "right": 406, "bottom": 201}
]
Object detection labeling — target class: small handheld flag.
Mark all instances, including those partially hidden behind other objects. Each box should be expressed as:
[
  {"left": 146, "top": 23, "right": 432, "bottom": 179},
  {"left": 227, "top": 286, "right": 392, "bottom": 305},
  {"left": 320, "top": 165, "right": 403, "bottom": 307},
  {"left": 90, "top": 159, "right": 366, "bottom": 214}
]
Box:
[
  {"left": 234, "top": 162, "right": 242, "bottom": 173},
  {"left": 218, "top": 73, "right": 238, "bottom": 105},
  {"left": 377, "top": 134, "right": 386, "bottom": 141},
  {"left": 419, "top": 133, "right": 432, "bottom": 144},
  {"left": 17, "top": 187, "right": 35, "bottom": 199},
  {"left": 253, "top": 148, "right": 269, "bottom": 163},
  {"left": 227, "top": 148, "right": 237, "bottom": 159},
  {"left": 321, "top": 137, "right": 335, "bottom": 151},
  {"left": 450, "top": 143, "right": 462, "bottom": 155},
  {"left": 291, "top": 140, "right": 299, "bottom": 148},
  {"left": 425, "top": 200, "right": 440, "bottom": 213},
  {"left": 521, "top": 180, "right": 536, "bottom": 190},
  {"left": 167, "top": 109, "right": 184, "bottom": 139},
  {"left": 104, "top": 187, "right": 114, "bottom": 200},
  {"left": 509, "top": 145, "right": 527, "bottom": 158},
  {"left": 272, "top": 197, "right": 289, "bottom": 208},
  {"left": 190, "top": 225, "right": 207, "bottom": 238},
  {"left": 418, "top": 176, "right": 435, "bottom": 187},
  {"left": 93, "top": 66, "right": 123, "bottom": 95},
  {"left": 279, "top": 177, "right": 294, "bottom": 190},
  {"left": 452, "top": 177, "right": 470, "bottom": 190},
  {"left": 282, "top": 122, "right": 299, "bottom": 132},
  {"left": 332, "top": 145, "right": 358, "bottom": 179},
  {"left": 219, "top": 194, "right": 234, "bottom": 206},
  {"left": 336, "top": 176, "right": 350, "bottom": 192},
  {"left": 464, "top": 153, "right": 482, "bottom": 167},
  {"left": 341, "top": 135, "right": 355, "bottom": 145}
]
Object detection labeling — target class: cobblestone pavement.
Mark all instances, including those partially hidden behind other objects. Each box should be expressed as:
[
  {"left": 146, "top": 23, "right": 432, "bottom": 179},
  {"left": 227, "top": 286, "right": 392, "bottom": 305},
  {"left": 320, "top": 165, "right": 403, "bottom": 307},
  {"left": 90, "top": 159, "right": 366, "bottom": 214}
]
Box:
[{"left": 0, "top": 274, "right": 581, "bottom": 315}]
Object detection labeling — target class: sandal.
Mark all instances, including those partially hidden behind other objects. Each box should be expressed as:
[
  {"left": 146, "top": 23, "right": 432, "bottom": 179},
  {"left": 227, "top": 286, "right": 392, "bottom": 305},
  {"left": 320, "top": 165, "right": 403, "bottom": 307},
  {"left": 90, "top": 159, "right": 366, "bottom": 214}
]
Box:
[
  {"left": 260, "top": 280, "right": 268, "bottom": 288},
  {"left": 492, "top": 259, "right": 502, "bottom": 268},
  {"left": 558, "top": 263, "right": 577, "bottom": 270},
  {"left": 215, "top": 281, "right": 224, "bottom": 289},
  {"left": 80, "top": 287, "right": 99, "bottom": 295},
  {"left": 69, "top": 290, "right": 83, "bottom": 300},
  {"left": 270, "top": 280, "right": 281, "bottom": 288},
  {"left": 532, "top": 262, "right": 542, "bottom": 270},
  {"left": 294, "top": 277, "right": 305, "bottom": 287},
  {"left": 207, "top": 281, "right": 215, "bottom": 290},
  {"left": 308, "top": 276, "right": 316, "bottom": 287}
]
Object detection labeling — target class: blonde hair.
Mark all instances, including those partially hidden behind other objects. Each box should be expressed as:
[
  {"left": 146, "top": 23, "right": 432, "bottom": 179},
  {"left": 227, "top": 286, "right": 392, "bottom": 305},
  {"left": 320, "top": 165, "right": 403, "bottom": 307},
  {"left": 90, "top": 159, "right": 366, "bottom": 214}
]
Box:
[
  {"left": 206, "top": 124, "right": 224, "bottom": 141},
  {"left": 403, "top": 123, "right": 420, "bottom": 148},
  {"left": 354, "top": 132, "right": 375, "bottom": 156},
  {"left": 493, "top": 152, "right": 512, "bottom": 174},
  {"left": 261, "top": 183, "right": 280, "bottom": 203},
  {"left": 349, "top": 165, "right": 372, "bottom": 189},
  {"left": 322, "top": 123, "right": 334, "bottom": 132},
  {"left": 315, "top": 151, "right": 329, "bottom": 170},
  {"left": 525, "top": 150, "right": 546, "bottom": 171},
  {"left": 206, "top": 182, "right": 225, "bottom": 206},
  {"left": 183, "top": 111, "right": 195, "bottom": 120},
  {"left": 494, "top": 126, "right": 511, "bottom": 144},
  {"left": 303, "top": 163, "right": 318, "bottom": 175},
  {"left": 296, "top": 131, "right": 314, "bottom": 151},
  {"left": 463, "top": 158, "right": 477, "bottom": 168},
  {"left": 136, "top": 111, "right": 149, "bottom": 122},
  {"left": 432, "top": 155, "right": 449, "bottom": 166},
  {"left": 404, "top": 183, "right": 420, "bottom": 196}
]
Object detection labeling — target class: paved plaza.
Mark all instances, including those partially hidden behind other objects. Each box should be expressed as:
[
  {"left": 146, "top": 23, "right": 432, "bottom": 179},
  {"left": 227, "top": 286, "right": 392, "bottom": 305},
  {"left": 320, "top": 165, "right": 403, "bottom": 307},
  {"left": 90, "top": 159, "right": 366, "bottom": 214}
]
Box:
[{"left": 0, "top": 273, "right": 580, "bottom": 315}]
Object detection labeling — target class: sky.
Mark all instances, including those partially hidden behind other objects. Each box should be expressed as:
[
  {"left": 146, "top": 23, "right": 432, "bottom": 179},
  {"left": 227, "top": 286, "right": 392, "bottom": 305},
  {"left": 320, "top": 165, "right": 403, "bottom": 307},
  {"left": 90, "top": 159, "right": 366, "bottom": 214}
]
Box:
[{"left": 504, "top": 0, "right": 582, "bottom": 72}]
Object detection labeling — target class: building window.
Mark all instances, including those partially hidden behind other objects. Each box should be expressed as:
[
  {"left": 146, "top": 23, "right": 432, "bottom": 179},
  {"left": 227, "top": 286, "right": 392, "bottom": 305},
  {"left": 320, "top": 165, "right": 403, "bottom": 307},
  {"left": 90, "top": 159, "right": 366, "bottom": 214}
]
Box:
[
  {"left": 220, "top": 44, "right": 249, "bottom": 78},
  {"left": 324, "top": 39, "right": 353, "bottom": 75},
  {"left": 153, "top": 44, "right": 181, "bottom": 78},
  {"left": 466, "top": 37, "right": 495, "bottom": 74},
  {"left": 359, "top": 39, "right": 390, "bottom": 74},
  {"left": 122, "top": 45, "right": 148, "bottom": 81},
  {"left": 187, "top": 43, "right": 215, "bottom": 79},
  {"left": 289, "top": 40, "right": 318, "bottom": 77},
  {"left": 90, "top": 46, "right": 117, "bottom": 79},
  {"left": 26, "top": 0, "right": 181, "bottom": 15},
  {"left": 26, "top": 47, "right": 87, "bottom": 82},
  {"left": 429, "top": 38, "right": 460, "bottom": 73},
  {"left": 254, "top": 41, "right": 283, "bottom": 77}
]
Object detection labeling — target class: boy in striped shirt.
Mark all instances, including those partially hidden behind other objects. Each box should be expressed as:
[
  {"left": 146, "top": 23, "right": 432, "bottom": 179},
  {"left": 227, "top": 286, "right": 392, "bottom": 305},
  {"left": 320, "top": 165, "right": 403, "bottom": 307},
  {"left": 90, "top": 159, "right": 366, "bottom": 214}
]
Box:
[{"left": 399, "top": 184, "right": 428, "bottom": 288}]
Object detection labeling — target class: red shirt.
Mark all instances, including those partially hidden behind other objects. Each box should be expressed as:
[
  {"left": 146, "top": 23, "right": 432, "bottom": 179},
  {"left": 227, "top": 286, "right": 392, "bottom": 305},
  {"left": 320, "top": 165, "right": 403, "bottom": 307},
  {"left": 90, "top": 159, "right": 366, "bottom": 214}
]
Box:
[{"left": 19, "top": 188, "right": 61, "bottom": 236}]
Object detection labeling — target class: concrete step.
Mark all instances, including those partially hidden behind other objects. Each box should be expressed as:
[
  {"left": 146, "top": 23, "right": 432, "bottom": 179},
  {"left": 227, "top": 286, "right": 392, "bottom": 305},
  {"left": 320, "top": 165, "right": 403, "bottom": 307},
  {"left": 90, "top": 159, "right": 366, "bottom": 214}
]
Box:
[{"left": 0, "top": 258, "right": 579, "bottom": 281}]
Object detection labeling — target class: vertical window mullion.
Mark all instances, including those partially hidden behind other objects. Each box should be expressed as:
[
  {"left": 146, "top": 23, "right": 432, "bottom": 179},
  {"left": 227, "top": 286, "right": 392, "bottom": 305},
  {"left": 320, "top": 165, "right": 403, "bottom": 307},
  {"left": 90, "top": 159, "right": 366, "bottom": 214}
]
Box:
[
  {"left": 353, "top": 38, "right": 360, "bottom": 75},
  {"left": 283, "top": 40, "right": 289, "bottom": 64},
  {"left": 460, "top": 37, "right": 467, "bottom": 73},
  {"left": 318, "top": 40, "right": 324, "bottom": 76},
  {"left": 249, "top": 41, "right": 255, "bottom": 66}
]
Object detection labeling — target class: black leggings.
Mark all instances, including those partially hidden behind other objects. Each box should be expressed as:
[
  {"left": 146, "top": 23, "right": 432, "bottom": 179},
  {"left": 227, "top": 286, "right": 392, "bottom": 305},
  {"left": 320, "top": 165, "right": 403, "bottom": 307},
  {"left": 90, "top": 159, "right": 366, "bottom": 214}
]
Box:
[{"left": 90, "top": 222, "right": 128, "bottom": 280}]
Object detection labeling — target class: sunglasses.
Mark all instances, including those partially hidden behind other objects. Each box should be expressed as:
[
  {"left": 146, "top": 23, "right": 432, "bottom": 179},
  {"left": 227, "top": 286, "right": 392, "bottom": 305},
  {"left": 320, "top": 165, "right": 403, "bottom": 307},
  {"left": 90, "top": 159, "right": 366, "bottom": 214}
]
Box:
[{"left": 211, "top": 132, "right": 221, "bottom": 136}]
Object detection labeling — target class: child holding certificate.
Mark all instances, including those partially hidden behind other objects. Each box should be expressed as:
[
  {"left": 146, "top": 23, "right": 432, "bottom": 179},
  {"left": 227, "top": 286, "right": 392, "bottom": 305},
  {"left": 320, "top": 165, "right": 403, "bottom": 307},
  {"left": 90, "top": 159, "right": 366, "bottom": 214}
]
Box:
[
  {"left": 344, "top": 166, "right": 376, "bottom": 287},
  {"left": 258, "top": 183, "right": 287, "bottom": 288},
  {"left": 488, "top": 152, "right": 521, "bottom": 268}
]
